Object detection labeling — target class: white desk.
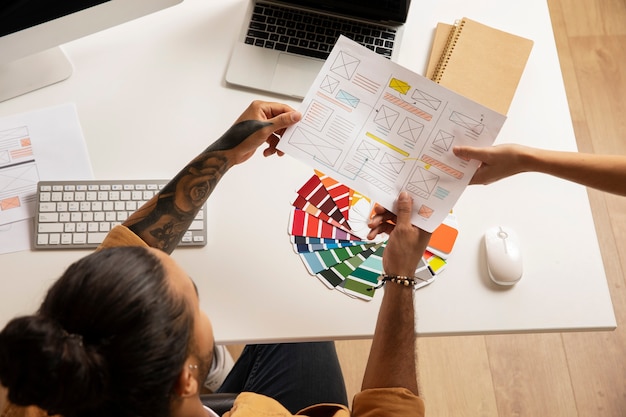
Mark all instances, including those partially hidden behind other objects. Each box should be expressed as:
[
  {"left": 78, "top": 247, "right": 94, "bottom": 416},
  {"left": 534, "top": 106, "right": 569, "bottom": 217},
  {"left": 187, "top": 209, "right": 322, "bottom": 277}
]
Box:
[{"left": 0, "top": 0, "right": 616, "bottom": 343}]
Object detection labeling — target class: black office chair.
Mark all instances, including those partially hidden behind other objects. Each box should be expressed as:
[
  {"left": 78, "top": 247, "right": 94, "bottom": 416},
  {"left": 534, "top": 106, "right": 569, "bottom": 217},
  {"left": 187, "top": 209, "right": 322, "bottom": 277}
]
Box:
[{"left": 200, "top": 393, "right": 238, "bottom": 416}]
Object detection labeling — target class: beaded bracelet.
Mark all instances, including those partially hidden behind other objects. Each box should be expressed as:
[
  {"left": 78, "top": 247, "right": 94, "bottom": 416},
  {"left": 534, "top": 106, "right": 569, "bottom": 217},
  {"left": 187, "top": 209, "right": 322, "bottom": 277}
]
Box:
[{"left": 367, "top": 274, "right": 423, "bottom": 291}]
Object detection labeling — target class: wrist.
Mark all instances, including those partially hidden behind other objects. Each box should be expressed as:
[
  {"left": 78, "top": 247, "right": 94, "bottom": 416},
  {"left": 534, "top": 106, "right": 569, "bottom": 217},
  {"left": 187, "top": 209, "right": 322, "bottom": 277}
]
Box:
[
  {"left": 381, "top": 274, "right": 420, "bottom": 287},
  {"left": 518, "top": 145, "right": 541, "bottom": 173},
  {"left": 369, "top": 274, "right": 423, "bottom": 291},
  {"left": 383, "top": 265, "right": 420, "bottom": 277}
]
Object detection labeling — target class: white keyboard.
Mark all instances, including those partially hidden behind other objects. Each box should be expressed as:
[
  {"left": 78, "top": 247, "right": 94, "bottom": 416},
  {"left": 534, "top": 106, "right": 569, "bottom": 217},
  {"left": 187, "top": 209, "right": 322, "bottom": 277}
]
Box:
[{"left": 34, "top": 180, "right": 207, "bottom": 249}]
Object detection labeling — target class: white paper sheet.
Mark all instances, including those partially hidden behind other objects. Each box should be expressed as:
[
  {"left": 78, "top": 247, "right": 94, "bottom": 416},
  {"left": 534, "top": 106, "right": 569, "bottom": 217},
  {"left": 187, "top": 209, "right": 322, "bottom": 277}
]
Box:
[
  {"left": 279, "top": 37, "right": 507, "bottom": 232},
  {"left": 0, "top": 220, "right": 32, "bottom": 254},
  {"left": 0, "top": 103, "right": 93, "bottom": 253}
]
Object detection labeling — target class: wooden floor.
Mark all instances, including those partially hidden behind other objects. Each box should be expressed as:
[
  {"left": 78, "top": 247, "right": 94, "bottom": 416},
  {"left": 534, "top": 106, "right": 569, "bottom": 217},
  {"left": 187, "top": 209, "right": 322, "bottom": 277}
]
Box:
[{"left": 230, "top": 1, "right": 626, "bottom": 414}]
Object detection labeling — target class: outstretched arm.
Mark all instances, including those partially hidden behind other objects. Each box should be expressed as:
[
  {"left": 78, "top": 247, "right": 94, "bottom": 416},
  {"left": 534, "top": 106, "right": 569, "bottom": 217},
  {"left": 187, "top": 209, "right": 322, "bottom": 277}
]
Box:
[
  {"left": 123, "top": 101, "right": 301, "bottom": 253},
  {"left": 453, "top": 144, "right": 626, "bottom": 196},
  {"left": 361, "top": 192, "right": 432, "bottom": 395}
]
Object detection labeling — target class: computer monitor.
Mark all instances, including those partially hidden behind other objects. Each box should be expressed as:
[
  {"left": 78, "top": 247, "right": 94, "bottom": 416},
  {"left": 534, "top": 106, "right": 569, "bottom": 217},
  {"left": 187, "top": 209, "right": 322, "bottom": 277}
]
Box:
[{"left": 0, "top": 0, "right": 183, "bottom": 102}]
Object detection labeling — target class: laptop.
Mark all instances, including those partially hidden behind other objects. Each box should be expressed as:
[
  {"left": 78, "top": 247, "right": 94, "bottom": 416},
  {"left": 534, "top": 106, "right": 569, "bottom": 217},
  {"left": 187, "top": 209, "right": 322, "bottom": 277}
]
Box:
[{"left": 225, "top": 0, "right": 411, "bottom": 99}]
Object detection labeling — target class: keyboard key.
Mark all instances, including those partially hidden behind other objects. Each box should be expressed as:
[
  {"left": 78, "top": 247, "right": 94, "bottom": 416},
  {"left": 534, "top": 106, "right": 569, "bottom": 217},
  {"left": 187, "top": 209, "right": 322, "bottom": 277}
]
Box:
[
  {"left": 38, "top": 213, "right": 59, "bottom": 223},
  {"left": 287, "top": 45, "right": 328, "bottom": 59},
  {"left": 37, "top": 234, "right": 49, "bottom": 245},
  {"left": 38, "top": 223, "right": 63, "bottom": 233},
  {"left": 375, "top": 47, "right": 392, "bottom": 57},
  {"left": 39, "top": 202, "right": 56, "bottom": 212},
  {"left": 189, "top": 220, "right": 204, "bottom": 231},
  {"left": 73, "top": 233, "right": 87, "bottom": 245},
  {"left": 87, "top": 232, "right": 108, "bottom": 245}
]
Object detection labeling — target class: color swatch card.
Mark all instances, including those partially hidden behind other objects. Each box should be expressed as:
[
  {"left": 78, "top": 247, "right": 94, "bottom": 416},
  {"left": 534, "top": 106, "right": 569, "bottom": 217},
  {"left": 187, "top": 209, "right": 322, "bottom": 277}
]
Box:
[
  {"left": 278, "top": 36, "right": 507, "bottom": 233},
  {"left": 289, "top": 172, "right": 456, "bottom": 301}
]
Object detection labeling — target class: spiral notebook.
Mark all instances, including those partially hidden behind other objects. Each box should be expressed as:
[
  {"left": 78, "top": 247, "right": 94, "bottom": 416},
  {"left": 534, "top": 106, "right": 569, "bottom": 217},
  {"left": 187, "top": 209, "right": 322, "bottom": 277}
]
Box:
[{"left": 426, "top": 18, "right": 533, "bottom": 115}]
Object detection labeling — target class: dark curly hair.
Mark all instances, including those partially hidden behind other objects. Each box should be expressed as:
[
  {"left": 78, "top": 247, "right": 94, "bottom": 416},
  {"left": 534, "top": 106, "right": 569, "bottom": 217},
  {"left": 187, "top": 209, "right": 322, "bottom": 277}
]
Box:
[{"left": 0, "top": 246, "right": 193, "bottom": 417}]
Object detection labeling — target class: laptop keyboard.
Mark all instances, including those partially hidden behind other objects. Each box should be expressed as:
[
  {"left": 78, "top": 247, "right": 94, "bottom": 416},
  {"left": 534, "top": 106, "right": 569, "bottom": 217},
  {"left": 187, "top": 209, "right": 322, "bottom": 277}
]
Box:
[
  {"left": 245, "top": 1, "right": 397, "bottom": 60},
  {"left": 34, "top": 179, "right": 207, "bottom": 250}
]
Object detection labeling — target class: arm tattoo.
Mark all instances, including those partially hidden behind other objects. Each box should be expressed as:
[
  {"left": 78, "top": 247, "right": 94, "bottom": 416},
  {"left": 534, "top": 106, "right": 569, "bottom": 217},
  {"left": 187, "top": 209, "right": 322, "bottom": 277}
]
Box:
[{"left": 126, "top": 120, "right": 271, "bottom": 252}]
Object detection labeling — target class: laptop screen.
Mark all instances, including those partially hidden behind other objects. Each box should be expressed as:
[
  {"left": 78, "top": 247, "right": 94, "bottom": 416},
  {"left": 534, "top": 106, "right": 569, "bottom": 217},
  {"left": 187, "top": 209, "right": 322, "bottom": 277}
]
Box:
[{"left": 277, "top": 0, "right": 411, "bottom": 24}]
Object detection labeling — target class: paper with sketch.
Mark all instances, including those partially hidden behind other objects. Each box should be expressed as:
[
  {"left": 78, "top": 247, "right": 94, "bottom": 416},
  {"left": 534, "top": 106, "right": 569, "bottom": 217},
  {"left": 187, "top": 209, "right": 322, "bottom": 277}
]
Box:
[
  {"left": 0, "top": 103, "right": 92, "bottom": 253},
  {"left": 278, "top": 36, "right": 507, "bottom": 232},
  {"left": 0, "top": 221, "right": 32, "bottom": 255}
]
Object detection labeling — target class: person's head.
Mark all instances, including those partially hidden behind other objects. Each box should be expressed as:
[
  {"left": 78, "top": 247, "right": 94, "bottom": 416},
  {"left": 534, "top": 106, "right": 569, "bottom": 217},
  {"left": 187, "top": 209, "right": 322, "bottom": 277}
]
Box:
[{"left": 0, "top": 246, "right": 214, "bottom": 417}]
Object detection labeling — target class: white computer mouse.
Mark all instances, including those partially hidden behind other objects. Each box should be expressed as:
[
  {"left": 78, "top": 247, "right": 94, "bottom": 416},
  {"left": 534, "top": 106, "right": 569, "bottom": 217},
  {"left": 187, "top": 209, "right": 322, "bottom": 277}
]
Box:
[{"left": 484, "top": 226, "right": 523, "bottom": 285}]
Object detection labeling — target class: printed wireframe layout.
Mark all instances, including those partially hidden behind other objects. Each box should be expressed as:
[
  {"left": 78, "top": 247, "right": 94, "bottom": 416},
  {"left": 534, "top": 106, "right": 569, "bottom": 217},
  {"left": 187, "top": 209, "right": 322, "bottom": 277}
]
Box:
[
  {"left": 280, "top": 36, "right": 506, "bottom": 232},
  {"left": 0, "top": 125, "right": 40, "bottom": 225}
]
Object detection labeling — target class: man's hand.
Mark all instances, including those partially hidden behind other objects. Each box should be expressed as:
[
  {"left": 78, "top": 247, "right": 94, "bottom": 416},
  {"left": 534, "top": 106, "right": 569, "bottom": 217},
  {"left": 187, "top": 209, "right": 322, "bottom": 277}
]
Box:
[
  {"left": 229, "top": 100, "right": 301, "bottom": 164},
  {"left": 368, "top": 192, "right": 432, "bottom": 276},
  {"left": 366, "top": 203, "right": 396, "bottom": 240}
]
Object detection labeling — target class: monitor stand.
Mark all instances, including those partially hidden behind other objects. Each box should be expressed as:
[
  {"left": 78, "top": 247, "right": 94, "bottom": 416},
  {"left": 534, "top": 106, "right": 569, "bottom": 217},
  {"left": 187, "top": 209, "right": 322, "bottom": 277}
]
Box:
[{"left": 0, "top": 47, "right": 73, "bottom": 103}]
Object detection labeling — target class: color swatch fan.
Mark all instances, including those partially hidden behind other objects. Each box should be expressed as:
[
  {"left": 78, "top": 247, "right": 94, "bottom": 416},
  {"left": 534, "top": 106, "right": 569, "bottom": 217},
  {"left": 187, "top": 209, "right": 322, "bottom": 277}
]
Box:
[{"left": 289, "top": 171, "right": 456, "bottom": 300}]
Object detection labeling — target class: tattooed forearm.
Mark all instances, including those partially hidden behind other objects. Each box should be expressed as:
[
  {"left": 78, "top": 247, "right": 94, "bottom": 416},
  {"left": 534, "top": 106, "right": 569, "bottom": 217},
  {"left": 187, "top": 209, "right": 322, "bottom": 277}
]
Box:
[
  {"left": 208, "top": 120, "right": 272, "bottom": 152},
  {"left": 126, "top": 153, "right": 227, "bottom": 251},
  {"left": 124, "top": 119, "right": 271, "bottom": 252}
]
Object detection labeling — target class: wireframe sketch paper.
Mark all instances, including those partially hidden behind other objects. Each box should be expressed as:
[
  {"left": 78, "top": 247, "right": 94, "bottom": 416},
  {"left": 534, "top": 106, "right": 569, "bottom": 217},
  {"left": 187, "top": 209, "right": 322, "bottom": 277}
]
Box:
[
  {"left": 278, "top": 36, "right": 507, "bottom": 232},
  {"left": 0, "top": 103, "right": 92, "bottom": 253}
]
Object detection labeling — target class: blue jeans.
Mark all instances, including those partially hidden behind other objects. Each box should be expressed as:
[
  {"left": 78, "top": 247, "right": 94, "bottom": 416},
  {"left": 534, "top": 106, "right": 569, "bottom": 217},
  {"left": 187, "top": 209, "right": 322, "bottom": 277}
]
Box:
[{"left": 216, "top": 342, "right": 349, "bottom": 413}]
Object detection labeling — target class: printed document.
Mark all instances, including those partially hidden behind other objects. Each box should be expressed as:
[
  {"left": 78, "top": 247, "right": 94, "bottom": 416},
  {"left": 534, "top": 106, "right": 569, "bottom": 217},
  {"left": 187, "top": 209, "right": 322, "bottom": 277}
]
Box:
[
  {"left": 0, "top": 103, "right": 92, "bottom": 253},
  {"left": 279, "top": 36, "right": 507, "bottom": 232}
]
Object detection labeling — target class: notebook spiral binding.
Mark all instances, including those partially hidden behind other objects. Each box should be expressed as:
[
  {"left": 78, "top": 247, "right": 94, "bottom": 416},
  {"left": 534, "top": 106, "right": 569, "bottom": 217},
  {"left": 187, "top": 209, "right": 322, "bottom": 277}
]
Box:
[{"left": 432, "top": 18, "right": 465, "bottom": 83}]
